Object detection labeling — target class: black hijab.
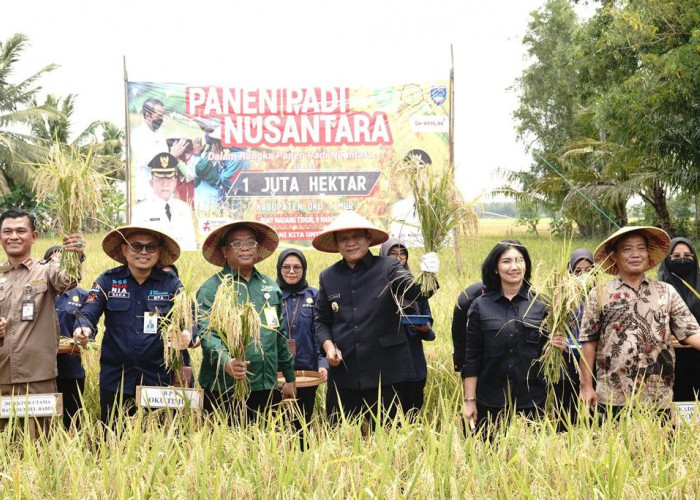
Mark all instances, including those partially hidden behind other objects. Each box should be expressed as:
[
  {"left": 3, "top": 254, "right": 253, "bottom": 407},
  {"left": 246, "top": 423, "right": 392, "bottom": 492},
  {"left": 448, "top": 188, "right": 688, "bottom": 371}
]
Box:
[
  {"left": 658, "top": 237, "right": 700, "bottom": 322},
  {"left": 276, "top": 248, "right": 308, "bottom": 293}
]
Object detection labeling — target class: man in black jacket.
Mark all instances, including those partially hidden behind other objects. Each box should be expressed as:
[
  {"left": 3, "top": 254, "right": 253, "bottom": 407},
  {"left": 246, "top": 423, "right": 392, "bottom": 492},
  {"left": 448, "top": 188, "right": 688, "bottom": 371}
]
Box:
[{"left": 313, "top": 211, "right": 438, "bottom": 424}]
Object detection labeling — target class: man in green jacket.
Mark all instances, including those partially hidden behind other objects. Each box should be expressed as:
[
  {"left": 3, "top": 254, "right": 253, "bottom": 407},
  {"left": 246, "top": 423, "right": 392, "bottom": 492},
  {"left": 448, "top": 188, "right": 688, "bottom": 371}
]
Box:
[{"left": 197, "top": 220, "right": 295, "bottom": 423}]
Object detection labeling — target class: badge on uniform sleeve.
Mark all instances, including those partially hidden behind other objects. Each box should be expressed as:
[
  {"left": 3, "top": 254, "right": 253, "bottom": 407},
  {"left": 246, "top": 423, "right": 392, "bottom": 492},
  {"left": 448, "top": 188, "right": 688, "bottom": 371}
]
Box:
[
  {"left": 143, "top": 311, "right": 158, "bottom": 334},
  {"left": 264, "top": 307, "right": 280, "bottom": 328},
  {"left": 306, "top": 297, "right": 313, "bottom": 304}
]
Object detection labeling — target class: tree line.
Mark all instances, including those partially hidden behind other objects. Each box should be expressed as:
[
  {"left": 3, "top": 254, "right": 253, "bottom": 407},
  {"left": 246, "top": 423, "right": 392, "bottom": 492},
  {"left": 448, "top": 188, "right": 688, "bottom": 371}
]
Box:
[
  {"left": 501, "top": 0, "right": 700, "bottom": 238},
  {"left": 0, "top": 33, "right": 124, "bottom": 231}
]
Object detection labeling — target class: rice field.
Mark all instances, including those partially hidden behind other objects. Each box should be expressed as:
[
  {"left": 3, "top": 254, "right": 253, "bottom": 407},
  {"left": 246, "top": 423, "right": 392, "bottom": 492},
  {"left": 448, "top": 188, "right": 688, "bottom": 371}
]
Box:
[{"left": 2, "top": 221, "right": 698, "bottom": 498}]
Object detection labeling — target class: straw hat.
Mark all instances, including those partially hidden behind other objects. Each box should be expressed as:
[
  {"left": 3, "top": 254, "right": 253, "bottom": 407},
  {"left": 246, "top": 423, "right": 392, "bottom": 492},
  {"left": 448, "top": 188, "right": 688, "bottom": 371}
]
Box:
[
  {"left": 201, "top": 220, "right": 279, "bottom": 267},
  {"left": 102, "top": 225, "right": 181, "bottom": 267},
  {"left": 594, "top": 226, "right": 671, "bottom": 275},
  {"left": 311, "top": 210, "right": 389, "bottom": 253}
]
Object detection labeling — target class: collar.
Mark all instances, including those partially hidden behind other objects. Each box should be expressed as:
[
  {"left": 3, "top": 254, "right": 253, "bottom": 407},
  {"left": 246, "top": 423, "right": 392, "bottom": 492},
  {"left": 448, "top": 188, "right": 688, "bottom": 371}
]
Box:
[
  {"left": 492, "top": 284, "right": 531, "bottom": 302},
  {"left": 222, "top": 264, "right": 261, "bottom": 282},
  {"left": 614, "top": 274, "right": 650, "bottom": 290},
  {"left": 341, "top": 251, "right": 373, "bottom": 269},
  {"left": 282, "top": 287, "right": 307, "bottom": 300},
  {"left": 0, "top": 256, "right": 37, "bottom": 271}
]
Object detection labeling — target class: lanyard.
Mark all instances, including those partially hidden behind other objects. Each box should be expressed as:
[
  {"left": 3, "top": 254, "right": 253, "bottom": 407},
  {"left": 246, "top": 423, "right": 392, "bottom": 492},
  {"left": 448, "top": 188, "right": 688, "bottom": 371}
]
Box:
[{"left": 284, "top": 294, "right": 302, "bottom": 338}]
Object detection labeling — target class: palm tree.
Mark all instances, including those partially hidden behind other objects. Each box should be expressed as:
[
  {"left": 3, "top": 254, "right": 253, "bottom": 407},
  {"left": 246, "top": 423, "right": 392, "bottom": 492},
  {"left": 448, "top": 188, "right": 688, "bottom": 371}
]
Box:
[
  {"left": 31, "top": 93, "right": 124, "bottom": 178},
  {"left": 0, "top": 33, "right": 59, "bottom": 195}
]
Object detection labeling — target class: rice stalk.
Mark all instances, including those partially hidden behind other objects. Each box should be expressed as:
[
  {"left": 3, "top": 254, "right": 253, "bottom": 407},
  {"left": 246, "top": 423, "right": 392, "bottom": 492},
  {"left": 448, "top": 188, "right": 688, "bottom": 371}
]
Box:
[
  {"left": 205, "top": 275, "right": 262, "bottom": 400},
  {"left": 393, "top": 155, "right": 477, "bottom": 295},
  {"left": 160, "top": 289, "right": 198, "bottom": 372},
  {"left": 533, "top": 254, "right": 600, "bottom": 386},
  {"left": 32, "top": 143, "right": 109, "bottom": 281}
]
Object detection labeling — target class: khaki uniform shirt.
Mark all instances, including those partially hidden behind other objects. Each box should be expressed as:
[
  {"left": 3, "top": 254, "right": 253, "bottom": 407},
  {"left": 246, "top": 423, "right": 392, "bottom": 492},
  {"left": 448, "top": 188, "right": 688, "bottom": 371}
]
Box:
[
  {"left": 0, "top": 256, "right": 75, "bottom": 384},
  {"left": 579, "top": 275, "right": 700, "bottom": 407}
]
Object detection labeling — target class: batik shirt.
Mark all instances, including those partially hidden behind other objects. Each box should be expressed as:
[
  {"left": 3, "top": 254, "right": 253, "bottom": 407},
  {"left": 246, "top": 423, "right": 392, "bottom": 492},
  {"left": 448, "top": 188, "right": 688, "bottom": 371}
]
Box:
[{"left": 579, "top": 275, "right": 700, "bottom": 407}]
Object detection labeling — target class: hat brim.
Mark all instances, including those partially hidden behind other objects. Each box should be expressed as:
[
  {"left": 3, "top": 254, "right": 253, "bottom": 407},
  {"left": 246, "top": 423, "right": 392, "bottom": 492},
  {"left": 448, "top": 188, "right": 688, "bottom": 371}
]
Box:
[
  {"left": 594, "top": 226, "right": 671, "bottom": 275},
  {"left": 312, "top": 227, "right": 389, "bottom": 253},
  {"left": 102, "top": 226, "right": 181, "bottom": 267},
  {"left": 201, "top": 220, "right": 279, "bottom": 266}
]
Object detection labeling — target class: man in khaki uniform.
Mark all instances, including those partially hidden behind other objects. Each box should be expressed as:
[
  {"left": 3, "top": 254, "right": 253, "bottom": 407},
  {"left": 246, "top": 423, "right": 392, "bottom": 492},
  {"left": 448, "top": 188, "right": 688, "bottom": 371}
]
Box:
[{"left": 0, "top": 209, "right": 85, "bottom": 437}]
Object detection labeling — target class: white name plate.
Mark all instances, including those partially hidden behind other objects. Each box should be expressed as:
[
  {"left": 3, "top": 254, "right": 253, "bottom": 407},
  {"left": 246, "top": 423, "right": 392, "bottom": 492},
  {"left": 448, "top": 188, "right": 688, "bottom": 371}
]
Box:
[
  {"left": 136, "top": 386, "right": 203, "bottom": 410},
  {"left": 0, "top": 393, "right": 63, "bottom": 418},
  {"left": 673, "top": 402, "right": 700, "bottom": 423}
]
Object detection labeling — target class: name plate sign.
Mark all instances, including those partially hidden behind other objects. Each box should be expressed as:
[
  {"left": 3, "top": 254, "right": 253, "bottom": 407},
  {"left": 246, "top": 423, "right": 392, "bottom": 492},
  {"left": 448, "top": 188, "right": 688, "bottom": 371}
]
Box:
[
  {"left": 0, "top": 393, "right": 63, "bottom": 418},
  {"left": 136, "top": 386, "right": 203, "bottom": 410},
  {"left": 674, "top": 402, "right": 699, "bottom": 423}
]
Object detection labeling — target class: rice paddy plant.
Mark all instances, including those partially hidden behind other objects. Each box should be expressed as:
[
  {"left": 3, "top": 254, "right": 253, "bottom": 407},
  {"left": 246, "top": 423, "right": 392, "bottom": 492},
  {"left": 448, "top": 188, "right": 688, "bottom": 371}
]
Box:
[
  {"left": 393, "top": 155, "right": 478, "bottom": 296},
  {"left": 204, "top": 274, "right": 262, "bottom": 400},
  {"left": 160, "top": 288, "right": 198, "bottom": 373},
  {"left": 32, "top": 144, "right": 109, "bottom": 281},
  {"left": 3, "top": 227, "right": 700, "bottom": 497}
]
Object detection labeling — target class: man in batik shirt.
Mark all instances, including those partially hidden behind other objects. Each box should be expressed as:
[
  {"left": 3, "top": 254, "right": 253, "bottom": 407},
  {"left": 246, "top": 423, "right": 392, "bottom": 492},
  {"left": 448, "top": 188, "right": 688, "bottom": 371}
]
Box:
[{"left": 579, "top": 226, "right": 700, "bottom": 413}]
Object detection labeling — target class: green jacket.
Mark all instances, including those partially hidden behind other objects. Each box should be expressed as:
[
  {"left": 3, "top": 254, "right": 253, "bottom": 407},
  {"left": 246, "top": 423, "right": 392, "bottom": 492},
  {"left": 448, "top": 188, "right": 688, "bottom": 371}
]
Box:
[{"left": 197, "top": 265, "right": 295, "bottom": 394}]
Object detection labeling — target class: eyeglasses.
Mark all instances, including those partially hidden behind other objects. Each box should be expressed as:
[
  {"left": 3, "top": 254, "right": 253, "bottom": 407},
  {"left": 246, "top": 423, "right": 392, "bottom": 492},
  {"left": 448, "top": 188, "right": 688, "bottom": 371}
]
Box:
[
  {"left": 129, "top": 242, "right": 159, "bottom": 254},
  {"left": 389, "top": 252, "right": 408, "bottom": 259},
  {"left": 281, "top": 265, "right": 303, "bottom": 273},
  {"left": 226, "top": 240, "right": 258, "bottom": 250},
  {"left": 671, "top": 254, "right": 694, "bottom": 260}
]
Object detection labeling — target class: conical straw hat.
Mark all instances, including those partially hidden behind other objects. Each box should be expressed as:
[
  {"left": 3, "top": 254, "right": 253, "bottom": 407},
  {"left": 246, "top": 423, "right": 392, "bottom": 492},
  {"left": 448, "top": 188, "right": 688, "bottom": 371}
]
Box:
[
  {"left": 201, "top": 219, "right": 279, "bottom": 267},
  {"left": 102, "top": 225, "right": 181, "bottom": 267},
  {"left": 312, "top": 210, "right": 389, "bottom": 253},
  {"left": 594, "top": 225, "right": 671, "bottom": 275}
]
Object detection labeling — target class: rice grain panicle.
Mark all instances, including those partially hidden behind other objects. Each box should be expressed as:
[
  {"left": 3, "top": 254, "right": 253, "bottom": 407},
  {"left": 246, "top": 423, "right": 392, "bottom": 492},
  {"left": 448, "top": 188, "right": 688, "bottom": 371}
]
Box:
[
  {"left": 393, "top": 154, "right": 478, "bottom": 296},
  {"left": 205, "top": 275, "right": 262, "bottom": 400},
  {"left": 33, "top": 144, "right": 109, "bottom": 281}
]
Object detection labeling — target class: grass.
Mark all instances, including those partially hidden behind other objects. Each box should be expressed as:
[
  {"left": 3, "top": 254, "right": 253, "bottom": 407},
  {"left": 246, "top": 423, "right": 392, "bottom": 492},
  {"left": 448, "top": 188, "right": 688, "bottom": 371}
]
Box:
[{"left": 1, "top": 221, "right": 697, "bottom": 497}]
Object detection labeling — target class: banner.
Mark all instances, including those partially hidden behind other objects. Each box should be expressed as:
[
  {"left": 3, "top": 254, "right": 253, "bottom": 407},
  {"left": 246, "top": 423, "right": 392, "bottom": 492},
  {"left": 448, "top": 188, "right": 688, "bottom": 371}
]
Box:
[{"left": 126, "top": 80, "right": 450, "bottom": 249}]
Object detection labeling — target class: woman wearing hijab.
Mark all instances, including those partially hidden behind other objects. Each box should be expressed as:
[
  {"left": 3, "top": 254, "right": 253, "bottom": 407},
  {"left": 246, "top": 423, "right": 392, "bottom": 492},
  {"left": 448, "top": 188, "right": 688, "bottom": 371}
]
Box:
[
  {"left": 379, "top": 238, "right": 435, "bottom": 418},
  {"left": 658, "top": 237, "right": 700, "bottom": 401},
  {"left": 276, "top": 249, "right": 328, "bottom": 424},
  {"left": 553, "top": 248, "right": 594, "bottom": 429}
]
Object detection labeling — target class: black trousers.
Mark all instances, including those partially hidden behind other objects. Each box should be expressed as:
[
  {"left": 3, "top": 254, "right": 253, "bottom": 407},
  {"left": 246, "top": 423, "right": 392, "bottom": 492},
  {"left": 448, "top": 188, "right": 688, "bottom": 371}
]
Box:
[
  {"left": 552, "top": 363, "right": 580, "bottom": 431},
  {"left": 100, "top": 388, "right": 136, "bottom": 426},
  {"left": 326, "top": 380, "right": 405, "bottom": 427},
  {"left": 203, "top": 388, "right": 281, "bottom": 425},
  {"left": 57, "top": 377, "right": 85, "bottom": 429},
  {"left": 401, "top": 379, "right": 426, "bottom": 419},
  {"left": 475, "top": 401, "right": 544, "bottom": 439}
]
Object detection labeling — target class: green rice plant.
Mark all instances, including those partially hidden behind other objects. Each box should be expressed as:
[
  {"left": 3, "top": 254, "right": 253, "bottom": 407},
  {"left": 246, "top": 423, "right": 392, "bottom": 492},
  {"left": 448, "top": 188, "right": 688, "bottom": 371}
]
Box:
[{"left": 32, "top": 144, "right": 109, "bottom": 281}]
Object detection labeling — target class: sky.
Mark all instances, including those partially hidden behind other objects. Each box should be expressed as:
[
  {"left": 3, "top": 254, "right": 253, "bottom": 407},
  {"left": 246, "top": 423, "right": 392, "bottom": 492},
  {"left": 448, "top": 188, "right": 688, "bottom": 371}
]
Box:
[{"left": 2, "top": 0, "right": 594, "bottom": 201}]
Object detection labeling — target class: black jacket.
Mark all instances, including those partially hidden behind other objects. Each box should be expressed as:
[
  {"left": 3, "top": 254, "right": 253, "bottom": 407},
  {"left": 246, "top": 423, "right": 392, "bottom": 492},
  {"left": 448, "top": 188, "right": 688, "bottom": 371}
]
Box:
[
  {"left": 462, "top": 285, "right": 548, "bottom": 408},
  {"left": 314, "top": 251, "right": 433, "bottom": 390}
]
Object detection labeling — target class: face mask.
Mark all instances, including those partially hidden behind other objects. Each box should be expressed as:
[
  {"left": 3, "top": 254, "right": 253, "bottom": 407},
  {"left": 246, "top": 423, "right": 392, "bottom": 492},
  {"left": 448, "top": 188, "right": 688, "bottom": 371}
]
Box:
[
  {"left": 669, "top": 258, "right": 696, "bottom": 275},
  {"left": 151, "top": 118, "right": 163, "bottom": 130}
]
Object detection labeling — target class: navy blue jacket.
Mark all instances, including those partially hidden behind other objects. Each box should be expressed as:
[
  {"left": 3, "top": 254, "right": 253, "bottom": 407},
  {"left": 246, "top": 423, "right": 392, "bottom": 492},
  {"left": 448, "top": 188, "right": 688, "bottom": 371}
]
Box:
[
  {"left": 403, "top": 299, "right": 435, "bottom": 382},
  {"left": 283, "top": 286, "right": 328, "bottom": 372},
  {"left": 80, "top": 265, "right": 183, "bottom": 395},
  {"left": 56, "top": 288, "right": 93, "bottom": 379}
]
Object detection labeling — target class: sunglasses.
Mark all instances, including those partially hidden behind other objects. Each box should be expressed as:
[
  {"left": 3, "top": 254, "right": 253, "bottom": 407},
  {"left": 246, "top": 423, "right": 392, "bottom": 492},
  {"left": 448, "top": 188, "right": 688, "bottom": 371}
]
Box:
[{"left": 128, "top": 242, "right": 160, "bottom": 254}]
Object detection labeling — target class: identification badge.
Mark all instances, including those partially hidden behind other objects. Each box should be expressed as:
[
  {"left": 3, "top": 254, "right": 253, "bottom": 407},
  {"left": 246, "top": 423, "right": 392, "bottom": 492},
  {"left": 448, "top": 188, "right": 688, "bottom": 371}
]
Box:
[
  {"left": 21, "top": 300, "right": 35, "bottom": 321},
  {"left": 143, "top": 312, "right": 158, "bottom": 334},
  {"left": 263, "top": 307, "right": 280, "bottom": 328}
]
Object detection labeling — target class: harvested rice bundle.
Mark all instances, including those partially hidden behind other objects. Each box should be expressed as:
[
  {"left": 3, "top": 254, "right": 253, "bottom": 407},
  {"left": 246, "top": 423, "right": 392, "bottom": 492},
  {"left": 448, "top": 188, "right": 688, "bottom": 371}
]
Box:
[
  {"left": 394, "top": 156, "right": 478, "bottom": 295},
  {"left": 205, "top": 275, "right": 262, "bottom": 400},
  {"left": 161, "top": 288, "right": 198, "bottom": 373},
  {"left": 534, "top": 262, "right": 597, "bottom": 385},
  {"left": 33, "top": 145, "right": 108, "bottom": 281}
]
